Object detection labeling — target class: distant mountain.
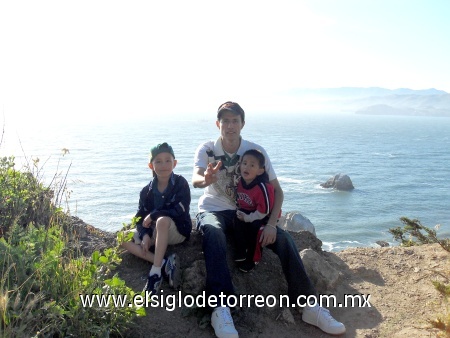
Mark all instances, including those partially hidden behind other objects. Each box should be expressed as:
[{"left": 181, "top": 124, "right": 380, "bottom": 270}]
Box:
[
  {"left": 286, "top": 87, "right": 450, "bottom": 117},
  {"left": 288, "top": 87, "right": 448, "bottom": 98}
]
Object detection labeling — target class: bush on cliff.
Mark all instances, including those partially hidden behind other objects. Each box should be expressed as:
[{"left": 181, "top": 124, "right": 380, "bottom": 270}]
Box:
[
  {"left": 0, "top": 155, "right": 144, "bottom": 337},
  {"left": 390, "top": 217, "right": 450, "bottom": 337}
]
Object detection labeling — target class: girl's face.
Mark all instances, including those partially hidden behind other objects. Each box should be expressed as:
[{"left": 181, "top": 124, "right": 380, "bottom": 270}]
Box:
[
  {"left": 239, "top": 154, "right": 264, "bottom": 184},
  {"left": 149, "top": 152, "right": 177, "bottom": 179}
]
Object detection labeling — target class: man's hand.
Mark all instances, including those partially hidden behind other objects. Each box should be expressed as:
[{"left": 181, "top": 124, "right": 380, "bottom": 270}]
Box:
[
  {"left": 204, "top": 160, "right": 222, "bottom": 186},
  {"left": 260, "top": 225, "right": 277, "bottom": 247}
]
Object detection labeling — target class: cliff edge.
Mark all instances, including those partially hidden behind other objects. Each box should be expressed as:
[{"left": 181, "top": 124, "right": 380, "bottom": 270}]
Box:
[{"left": 73, "top": 217, "right": 449, "bottom": 337}]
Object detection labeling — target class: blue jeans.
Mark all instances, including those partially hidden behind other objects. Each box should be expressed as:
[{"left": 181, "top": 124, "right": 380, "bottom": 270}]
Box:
[
  {"left": 196, "top": 210, "right": 236, "bottom": 300},
  {"left": 196, "top": 210, "right": 316, "bottom": 305}
]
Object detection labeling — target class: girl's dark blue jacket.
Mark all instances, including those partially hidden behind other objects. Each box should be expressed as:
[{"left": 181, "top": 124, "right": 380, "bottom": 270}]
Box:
[{"left": 135, "top": 173, "right": 192, "bottom": 239}]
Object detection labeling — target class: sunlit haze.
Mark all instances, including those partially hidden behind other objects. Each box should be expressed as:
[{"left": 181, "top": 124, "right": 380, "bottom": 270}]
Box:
[{"left": 1, "top": 0, "right": 449, "bottom": 126}]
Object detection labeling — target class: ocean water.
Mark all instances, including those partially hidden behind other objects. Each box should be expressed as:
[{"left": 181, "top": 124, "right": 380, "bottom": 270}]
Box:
[{"left": 2, "top": 113, "right": 450, "bottom": 251}]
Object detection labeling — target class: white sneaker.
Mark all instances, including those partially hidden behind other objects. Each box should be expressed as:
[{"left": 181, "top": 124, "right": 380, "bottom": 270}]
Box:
[
  {"left": 211, "top": 306, "right": 239, "bottom": 338},
  {"left": 302, "top": 304, "right": 346, "bottom": 335}
]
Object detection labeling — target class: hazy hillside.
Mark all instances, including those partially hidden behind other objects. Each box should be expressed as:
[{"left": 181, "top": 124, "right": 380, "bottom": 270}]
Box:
[
  {"left": 287, "top": 87, "right": 447, "bottom": 98},
  {"left": 286, "top": 87, "right": 450, "bottom": 117}
]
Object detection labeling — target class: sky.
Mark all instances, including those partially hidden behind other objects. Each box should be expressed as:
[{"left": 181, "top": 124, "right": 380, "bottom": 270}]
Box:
[{"left": 1, "top": 0, "right": 450, "bottom": 124}]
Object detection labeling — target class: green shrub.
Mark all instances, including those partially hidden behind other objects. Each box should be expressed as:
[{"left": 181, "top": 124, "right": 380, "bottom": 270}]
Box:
[
  {"left": 0, "top": 156, "right": 53, "bottom": 236},
  {"left": 0, "top": 155, "right": 145, "bottom": 337}
]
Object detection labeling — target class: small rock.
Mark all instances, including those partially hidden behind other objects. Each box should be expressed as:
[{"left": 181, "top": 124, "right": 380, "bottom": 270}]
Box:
[
  {"left": 281, "top": 308, "right": 295, "bottom": 324},
  {"left": 376, "top": 241, "right": 389, "bottom": 247}
]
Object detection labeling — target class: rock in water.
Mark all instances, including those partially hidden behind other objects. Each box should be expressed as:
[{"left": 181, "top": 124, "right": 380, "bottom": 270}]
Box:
[{"left": 320, "top": 173, "right": 354, "bottom": 191}]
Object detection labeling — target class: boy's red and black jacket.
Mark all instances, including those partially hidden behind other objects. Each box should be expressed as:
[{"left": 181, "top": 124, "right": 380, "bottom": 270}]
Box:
[
  {"left": 135, "top": 173, "right": 192, "bottom": 239},
  {"left": 237, "top": 174, "right": 273, "bottom": 218}
]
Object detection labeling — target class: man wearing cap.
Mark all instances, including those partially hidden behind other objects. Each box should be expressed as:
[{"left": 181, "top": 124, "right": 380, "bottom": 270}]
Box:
[{"left": 192, "top": 102, "right": 346, "bottom": 337}]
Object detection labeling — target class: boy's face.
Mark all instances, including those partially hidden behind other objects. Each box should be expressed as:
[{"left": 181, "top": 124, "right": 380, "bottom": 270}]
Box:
[
  {"left": 239, "top": 154, "right": 264, "bottom": 184},
  {"left": 149, "top": 152, "right": 177, "bottom": 179},
  {"left": 216, "top": 111, "right": 245, "bottom": 141}
]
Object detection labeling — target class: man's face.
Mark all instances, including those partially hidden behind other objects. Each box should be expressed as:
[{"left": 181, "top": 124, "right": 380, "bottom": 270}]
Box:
[{"left": 216, "top": 111, "right": 245, "bottom": 140}]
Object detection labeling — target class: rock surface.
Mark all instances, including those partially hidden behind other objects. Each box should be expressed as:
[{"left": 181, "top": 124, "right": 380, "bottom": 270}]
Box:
[
  {"left": 279, "top": 212, "right": 316, "bottom": 236},
  {"left": 321, "top": 173, "right": 355, "bottom": 191},
  {"left": 73, "top": 217, "right": 449, "bottom": 337}
]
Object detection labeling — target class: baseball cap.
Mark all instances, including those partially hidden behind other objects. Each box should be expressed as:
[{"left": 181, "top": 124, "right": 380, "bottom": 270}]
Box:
[
  {"left": 217, "top": 101, "right": 245, "bottom": 122},
  {"left": 150, "top": 142, "right": 175, "bottom": 162}
]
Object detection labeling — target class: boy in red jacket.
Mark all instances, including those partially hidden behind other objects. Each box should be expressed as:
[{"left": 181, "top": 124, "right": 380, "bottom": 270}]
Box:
[{"left": 234, "top": 149, "right": 277, "bottom": 272}]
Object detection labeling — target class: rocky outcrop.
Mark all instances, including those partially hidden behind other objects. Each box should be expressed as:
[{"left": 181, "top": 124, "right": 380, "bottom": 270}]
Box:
[
  {"left": 320, "top": 173, "right": 354, "bottom": 191},
  {"left": 179, "top": 229, "right": 331, "bottom": 296},
  {"left": 279, "top": 212, "right": 316, "bottom": 236},
  {"left": 68, "top": 216, "right": 450, "bottom": 338},
  {"left": 73, "top": 216, "right": 335, "bottom": 295},
  {"left": 68, "top": 216, "right": 117, "bottom": 256},
  {"left": 72, "top": 216, "right": 346, "bottom": 335},
  {"left": 300, "top": 249, "right": 340, "bottom": 291}
]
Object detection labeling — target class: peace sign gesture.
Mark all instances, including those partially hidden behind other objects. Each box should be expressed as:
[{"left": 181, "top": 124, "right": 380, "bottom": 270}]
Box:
[{"left": 204, "top": 160, "right": 222, "bottom": 186}]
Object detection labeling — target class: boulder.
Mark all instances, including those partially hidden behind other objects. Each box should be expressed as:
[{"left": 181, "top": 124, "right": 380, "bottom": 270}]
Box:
[
  {"left": 279, "top": 212, "right": 316, "bottom": 236},
  {"left": 320, "top": 173, "right": 354, "bottom": 191},
  {"left": 71, "top": 218, "right": 350, "bottom": 335},
  {"left": 74, "top": 217, "right": 338, "bottom": 308},
  {"left": 300, "top": 249, "right": 341, "bottom": 293},
  {"left": 178, "top": 230, "right": 324, "bottom": 298}
]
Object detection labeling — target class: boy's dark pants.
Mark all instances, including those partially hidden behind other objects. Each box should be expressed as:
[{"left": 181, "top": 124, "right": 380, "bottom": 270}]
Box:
[{"left": 233, "top": 218, "right": 262, "bottom": 262}]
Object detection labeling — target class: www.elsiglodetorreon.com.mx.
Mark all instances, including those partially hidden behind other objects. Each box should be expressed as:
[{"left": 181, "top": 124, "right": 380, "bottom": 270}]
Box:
[{"left": 79, "top": 291, "right": 371, "bottom": 312}]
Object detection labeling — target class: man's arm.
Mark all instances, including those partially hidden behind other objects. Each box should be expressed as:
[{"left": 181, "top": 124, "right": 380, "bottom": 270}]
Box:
[
  {"left": 268, "top": 178, "right": 283, "bottom": 226},
  {"left": 192, "top": 167, "right": 207, "bottom": 188},
  {"left": 259, "top": 178, "right": 284, "bottom": 247},
  {"left": 192, "top": 161, "right": 222, "bottom": 189}
]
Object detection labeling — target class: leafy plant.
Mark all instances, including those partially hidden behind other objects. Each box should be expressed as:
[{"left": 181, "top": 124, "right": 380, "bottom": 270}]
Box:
[
  {"left": 0, "top": 154, "right": 145, "bottom": 337},
  {"left": 116, "top": 216, "right": 140, "bottom": 246},
  {"left": 390, "top": 217, "right": 450, "bottom": 337},
  {"left": 389, "top": 217, "right": 450, "bottom": 251},
  {"left": 0, "top": 156, "right": 53, "bottom": 236}
]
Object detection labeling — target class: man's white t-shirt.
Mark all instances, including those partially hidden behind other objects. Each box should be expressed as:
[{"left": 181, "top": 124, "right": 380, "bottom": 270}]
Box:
[{"left": 194, "top": 137, "right": 277, "bottom": 212}]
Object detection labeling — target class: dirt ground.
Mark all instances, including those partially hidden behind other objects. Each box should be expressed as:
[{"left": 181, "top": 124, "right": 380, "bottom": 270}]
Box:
[{"left": 115, "top": 240, "right": 449, "bottom": 338}]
